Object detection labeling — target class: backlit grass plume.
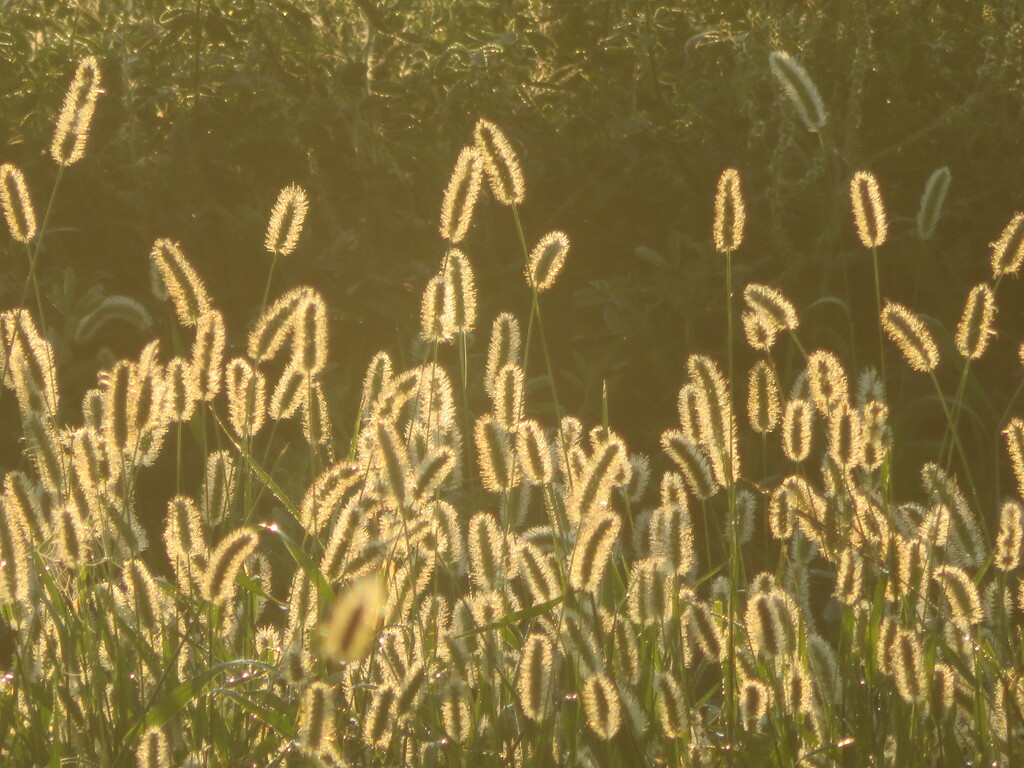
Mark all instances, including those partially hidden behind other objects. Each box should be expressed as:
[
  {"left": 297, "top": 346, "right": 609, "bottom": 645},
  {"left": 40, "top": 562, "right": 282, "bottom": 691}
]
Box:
[
  {"left": 264, "top": 183, "right": 309, "bottom": 257},
  {"left": 0, "top": 164, "right": 36, "bottom": 244},
  {"left": 4, "top": 78, "right": 1024, "bottom": 768},
  {"left": 769, "top": 50, "right": 826, "bottom": 132},
  {"left": 50, "top": 55, "right": 102, "bottom": 167}
]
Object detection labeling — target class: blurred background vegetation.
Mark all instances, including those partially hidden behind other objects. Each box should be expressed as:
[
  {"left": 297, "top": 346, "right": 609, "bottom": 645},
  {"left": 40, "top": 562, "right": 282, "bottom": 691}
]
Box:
[{"left": 3, "top": 0, "right": 1024, "bottom": 499}]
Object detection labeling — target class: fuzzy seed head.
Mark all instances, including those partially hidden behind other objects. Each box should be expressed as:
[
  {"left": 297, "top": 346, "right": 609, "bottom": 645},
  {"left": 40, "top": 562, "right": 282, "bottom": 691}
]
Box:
[
  {"left": 440, "top": 146, "right": 483, "bottom": 243},
  {"left": 850, "top": 170, "right": 888, "bottom": 248},
  {"left": 0, "top": 164, "right": 36, "bottom": 243},
  {"left": 991, "top": 211, "right": 1024, "bottom": 279},
  {"left": 202, "top": 527, "right": 259, "bottom": 605},
  {"left": 781, "top": 399, "right": 814, "bottom": 463},
  {"left": 660, "top": 430, "right": 718, "bottom": 500},
  {"left": 713, "top": 168, "right": 745, "bottom": 253},
  {"left": 569, "top": 510, "right": 621, "bottom": 595},
  {"left": 748, "top": 360, "right": 781, "bottom": 434},
  {"left": 321, "top": 573, "right": 384, "bottom": 662},
  {"left": 583, "top": 673, "right": 622, "bottom": 740},
  {"left": 150, "top": 239, "right": 211, "bottom": 327},
  {"left": 474, "top": 119, "right": 525, "bottom": 205},
  {"left": 527, "top": 230, "right": 571, "bottom": 292},
  {"left": 743, "top": 283, "right": 800, "bottom": 332},
  {"left": 933, "top": 564, "right": 983, "bottom": 630},
  {"left": 517, "top": 633, "right": 554, "bottom": 722},
  {"left": 226, "top": 358, "right": 266, "bottom": 437},
  {"left": 955, "top": 283, "right": 996, "bottom": 360},
  {"left": 51, "top": 56, "right": 102, "bottom": 166},
  {"left": 769, "top": 51, "right": 827, "bottom": 131},
  {"left": 191, "top": 310, "right": 226, "bottom": 401},
  {"left": 881, "top": 301, "right": 939, "bottom": 373},
  {"left": 807, "top": 350, "right": 849, "bottom": 417},
  {"left": 265, "top": 184, "right": 308, "bottom": 257},
  {"left": 995, "top": 499, "right": 1024, "bottom": 572},
  {"left": 136, "top": 725, "right": 170, "bottom": 768},
  {"left": 917, "top": 167, "right": 951, "bottom": 241},
  {"left": 443, "top": 248, "right": 477, "bottom": 334}
]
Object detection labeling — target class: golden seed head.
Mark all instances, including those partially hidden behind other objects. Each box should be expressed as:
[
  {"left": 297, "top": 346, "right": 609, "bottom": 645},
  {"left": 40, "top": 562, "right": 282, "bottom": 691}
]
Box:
[
  {"left": 890, "top": 628, "right": 926, "bottom": 705},
  {"left": 150, "top": 239, "right": 212, "bottom": 327},
  {"left": 474, "top": 119, "right": 526, "bottom": 205},
  {"left": 781, "top": 398, "right": 814, "bottom": 463},
  {"left": 933, "top": 564, "right": 983, "bottom": 630},
  {"left": 739, "top": 677, "right": 770, "bottom": 732},
  {"left": 654, "top": 674, "right": 689, "bottom": 739},
  {"left": 443, "top": 248, "right": 477, "bottom": 334},
  {"left": 747, "top": 360, "right": 780, "bottom": 434},
  {"left": 995, "top": 499, "right": 1024, "bottom": 572},
  {"left": 569, "top": 509, "right": 621, "bottom": 595},
  {"left": 298, "top": 681, "right": 337, "bottom": 756},
  {"left": 516, "top": 419, "right": 554, "bottom": 486},
  {"left": 226, "top": 358, "right": 266, "bottom": 437},
  {"left": 881, "top": 301, "right": 939, "bottom": 373},
  {"left": 485, "top": 312, "right": 521, "bottom": 396},
  {"left": 990, "top": 211, "right": 1024, "bottom": 279},
  {"left": 742, "top": 310, "right": 781, "bottom": 351},
  {"left": 420, "top": 274, "right": 451, "bottom": 343},
  {"left": 527, "top": 230, "right": 571, "bottom": 293},
  {"left": 0, "top": 164, "right": 36, "bottom": 243},
  {"left": 582, "top": 673, "right": 622, "bottom": 740},
  {"left": 248, "top": 286, "right": 314, "bottom": 362},
  {"left": 265, "top": 183, "right": 309, "bottom": 256},
  {"left": 440, "top": 146, "right": 483, "bottom": 243},
  {"left": 659, "top": 430, "right": 718, "bottom": 500},
  {"left": 517, "top": 633, "right": 554, "bottom": 722},
  {"left": 713, "top": 168, "right": 745, "bottom": 253},
  {"left": 474, "top": 414, "right": 518, "bottom": 493},
  {"left": 954, "top": 282, "right": 997, "bottom": 360},
  {"left": 191, "top": 310, "right": 226, "bottom": 401},
  {"left": 202, "top": 527, "right": 259, "bottom": 605},
  {"left": 687, "top": 354, "right": 739, "bottom": 484},
  {"left": 743, "top": 283, "right": 800, "bottom": 332},
  {"left": 51, "top": 56, "right": 102, "bottom": 166},
  {"left": 834, "top": 548, "right": 864, "bottom": 606},
  {"left": 806, "top": 350, "right": 849, "bottom": 416},
  {"left": 136, "top": 725, "right": 171, "bottom": 768},
  {"left": 290, "top": 293, "right": 329, "bottom": 375},
  {"left": 321, "top": 573, "right": 384, "bottom": 662},
  {"left": 849, "top": 170, "right": 888, "bottom": 248}
]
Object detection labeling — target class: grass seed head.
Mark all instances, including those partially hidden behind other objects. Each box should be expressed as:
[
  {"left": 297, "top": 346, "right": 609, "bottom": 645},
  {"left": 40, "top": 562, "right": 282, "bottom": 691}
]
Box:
[
  {"left": 0, "top": 164, "right": 36, "bottom": 243},
  {"left": 769, "top": 51, "right": 827, "bottom": 132},
  {"left": 850, "top": 170, "right": 888, "bottom": 248},
  {"left": 881, "top": 301, "right": 940, "bottom": 373},
  {"left": 917, "top": 167, "right": 952, "bottom": 241},
  {"left": 474, "top": 119, "right": 526, "bottom": 205},
  {"left": 51, "top": 56, "right": 102, "bottom": 166},
  {"left": 264, "top": 183, "right": 309, "bottom": 257},
  {"left": 713, "top": 168, "right": 745, "bottom": 253},
  {"left": 955, "top": 282, "right": 997, "bottom": 360}
]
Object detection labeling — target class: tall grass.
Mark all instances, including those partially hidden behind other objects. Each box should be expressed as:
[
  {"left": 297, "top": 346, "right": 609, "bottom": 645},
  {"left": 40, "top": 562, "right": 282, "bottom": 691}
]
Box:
[{"left": 1, "top": 54, "right": 1023, "bottom": 768}]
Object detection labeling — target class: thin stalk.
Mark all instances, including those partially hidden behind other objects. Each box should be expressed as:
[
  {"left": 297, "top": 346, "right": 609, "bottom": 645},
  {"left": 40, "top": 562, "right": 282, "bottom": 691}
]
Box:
[
  {"left": 870, "top": 244, "right": 887, "bottom": 391},
  {"left": 18, "top": 164, "right": 65, "bottom": 325},
  {"left": 927, "top": 370, "right": 983, "bottom": 527}
]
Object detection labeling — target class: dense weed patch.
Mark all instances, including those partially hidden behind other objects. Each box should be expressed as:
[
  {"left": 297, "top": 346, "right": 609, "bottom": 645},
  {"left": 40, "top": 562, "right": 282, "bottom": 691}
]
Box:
[{"left": 2, "top": 18, "right": 1024, "bottom": 768}]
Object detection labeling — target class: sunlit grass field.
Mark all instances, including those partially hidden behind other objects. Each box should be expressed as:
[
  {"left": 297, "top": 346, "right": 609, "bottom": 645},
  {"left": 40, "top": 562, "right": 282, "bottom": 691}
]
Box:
[{"left": 2, "top": 11, "right": 1024, "bottom": 768}]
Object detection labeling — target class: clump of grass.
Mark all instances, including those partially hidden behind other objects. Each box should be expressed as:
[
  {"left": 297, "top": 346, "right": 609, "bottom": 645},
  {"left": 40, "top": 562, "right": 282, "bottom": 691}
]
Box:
[{"left": 2, "top": 53, "right": 1024, "bottom": 768}]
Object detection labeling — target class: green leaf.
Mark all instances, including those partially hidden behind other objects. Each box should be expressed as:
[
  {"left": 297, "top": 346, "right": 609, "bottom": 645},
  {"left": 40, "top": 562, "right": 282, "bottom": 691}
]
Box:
[
  {"left": 262, "top": 521, "right": 336, "bottom": 604},
  {"left": 144, "top": 660, "right": 277, "bottom": 729},
  {"left": 212, "top": 688, "right": 297, "bottom": 740}
]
